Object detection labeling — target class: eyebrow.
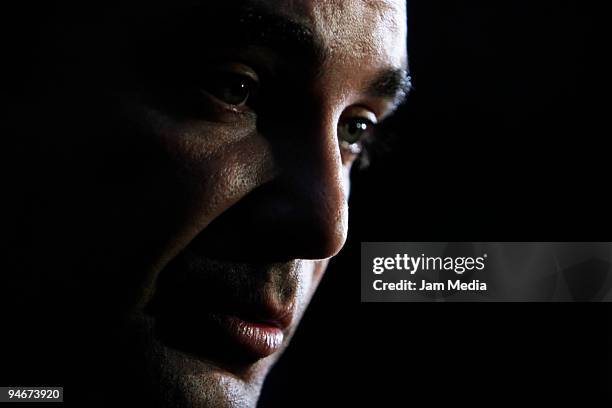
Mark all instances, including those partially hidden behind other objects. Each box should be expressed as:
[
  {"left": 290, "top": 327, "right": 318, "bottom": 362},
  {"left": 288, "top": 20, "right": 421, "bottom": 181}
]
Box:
[
  {"left": 231, "top": 7, "right": 412, "bottom": 108},
  {"left": 366, "top": 68, "right": 413, "bottom": 109},
  {"left": 151, "top": 3, "right": 321, "bottom": 64},
  {"left": 138, "top": 2, "right": 410, "bottom": 105},
  {"left": 226, "top": 6, "right": 412, "bottom": 107},
  {"left": 232, "top": 6, "right": 319, "bottom": 59}
]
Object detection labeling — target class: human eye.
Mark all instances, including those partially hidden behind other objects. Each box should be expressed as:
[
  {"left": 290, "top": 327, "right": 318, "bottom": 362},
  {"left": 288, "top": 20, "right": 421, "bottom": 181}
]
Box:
[
  {"left": 199, "top": 63, "right": 260, "bottom": 111},
  {"left": 338, "top": 118, "right": 374, "bottom": 154},
  {"left": 146, "top": 61, "right": 261, "bottom": 119},
  {"left": 338, "top": 109, "right": 377, "bottom": 163}
]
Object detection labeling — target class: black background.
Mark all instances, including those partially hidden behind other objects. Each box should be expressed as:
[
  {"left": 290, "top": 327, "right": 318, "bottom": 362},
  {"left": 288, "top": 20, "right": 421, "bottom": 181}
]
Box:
[
  {"left": 0, "top": 1, "right": 609, "bottom": 406},
  {"left": 259, "top": 1, "right": 611, "bottom": 406}
]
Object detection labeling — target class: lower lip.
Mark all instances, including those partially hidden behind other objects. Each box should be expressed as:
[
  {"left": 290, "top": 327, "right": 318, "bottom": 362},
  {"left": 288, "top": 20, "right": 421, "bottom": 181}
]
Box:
[{"left": 214, "top": 315, "right": 285, "bottom": 358}]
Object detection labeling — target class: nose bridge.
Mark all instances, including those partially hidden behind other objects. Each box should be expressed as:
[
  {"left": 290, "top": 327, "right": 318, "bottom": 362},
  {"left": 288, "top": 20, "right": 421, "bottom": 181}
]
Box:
[
  {"left": 272, "top": 101, "right": 349, "bottom": 259},
  {"left": 302, "top": 106, "right": 346, "bottom": 219},
  {"left": 182, "top": 89, "right": 350, "bottom": 263}
]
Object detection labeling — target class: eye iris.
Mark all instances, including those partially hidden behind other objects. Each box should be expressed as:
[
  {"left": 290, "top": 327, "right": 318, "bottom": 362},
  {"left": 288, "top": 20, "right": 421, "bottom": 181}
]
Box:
[
  {"left": 219, "top": 77, "right": 250, "bottom": 105},
  {"left": 342, "top": 120, "right": 368, "bottom": 144}
]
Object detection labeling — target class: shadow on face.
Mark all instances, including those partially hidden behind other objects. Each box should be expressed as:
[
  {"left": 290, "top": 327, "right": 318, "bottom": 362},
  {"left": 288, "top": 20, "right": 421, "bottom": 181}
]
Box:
[{"left": 2, "top": 1, "right": 408, "bottom": 407}]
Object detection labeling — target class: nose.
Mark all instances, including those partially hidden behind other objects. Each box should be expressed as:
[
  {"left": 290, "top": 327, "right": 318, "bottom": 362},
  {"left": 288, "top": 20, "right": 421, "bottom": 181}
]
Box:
[
  {"left": 263, "top": 104, "right": 350, "bottom": 260},
  {"left": 190, "top": 103, "right": 349, "bottom": 262}
]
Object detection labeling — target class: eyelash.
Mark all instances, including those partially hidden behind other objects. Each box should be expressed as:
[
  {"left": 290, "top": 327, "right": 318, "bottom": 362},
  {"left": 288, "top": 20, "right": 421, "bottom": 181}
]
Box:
[
  {"left": 337, "top": 117, "right": 377, "bottom": 164},
  {"left": 183, "top": 68, "right": 381, "bottom": 164},
  {"left": 199, "top": 72, "right": 260, "bottom": 110}
]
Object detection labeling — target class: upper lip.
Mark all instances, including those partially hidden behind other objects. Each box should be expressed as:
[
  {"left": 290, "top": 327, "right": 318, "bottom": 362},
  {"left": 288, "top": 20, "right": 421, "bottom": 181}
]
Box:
[
  {"left": 147, "top": 294, "right": 294, "bottom": 332},
  {"left": 144, "top": 252, "right": 299, "bottom": 366},
  {"left": 223, "top": 300, "right": 294, "bottom": 331},
  {"left": 146, "top": 290, "right": 296, "bottom": 368}
]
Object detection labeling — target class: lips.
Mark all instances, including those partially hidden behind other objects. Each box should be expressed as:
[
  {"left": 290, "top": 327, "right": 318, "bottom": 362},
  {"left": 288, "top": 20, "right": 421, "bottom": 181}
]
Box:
[
  {"left": 146, "top": 260, "right": 296, "bottom": 367},
  {"left": 211, "top": 313, "right": 286, "bottom": 358},
  {"left": 148, "top": 296, "right": 294, "bottom": 364}
]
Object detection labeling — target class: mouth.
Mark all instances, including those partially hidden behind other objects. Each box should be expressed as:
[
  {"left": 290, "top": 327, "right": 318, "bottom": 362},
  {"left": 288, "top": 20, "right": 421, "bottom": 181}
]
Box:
[
  {"left": 145, "top": 255, "right": 298, "bottom": 368},
  {"left": 148, "top": 299, "right": 294, "bottom": 367},
  {"left": 209, "top": 310, "right": 291, "bottom": 358}
]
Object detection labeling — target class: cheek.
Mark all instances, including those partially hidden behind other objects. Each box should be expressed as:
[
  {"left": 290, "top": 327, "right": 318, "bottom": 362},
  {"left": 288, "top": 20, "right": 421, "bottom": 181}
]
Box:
[
  {"left": 294, "top": 259, "right": 330, "bottom": 315},
  {"left": 134, "top": 105, "right": 274, "bottom": 217},
  {"left": 312, "top": 259, "right": 331, "bottom": 287},
  {"left": 163, "top": 126, "right": 276, "bottom": 242},
  {"left": 119, "top": 101, "right": 279, "bottom": 259},
  {"left": 296, "top": 260, "right": 330, "bottom": 320},
  {"left": 343, "top": 164, "right": 353, "bottom": 200}
]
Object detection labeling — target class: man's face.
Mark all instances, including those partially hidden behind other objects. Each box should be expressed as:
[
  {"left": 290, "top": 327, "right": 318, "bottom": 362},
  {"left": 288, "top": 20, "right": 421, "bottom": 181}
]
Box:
[{"left": 23, "top": 0, "right": 407, "bottom": 406}]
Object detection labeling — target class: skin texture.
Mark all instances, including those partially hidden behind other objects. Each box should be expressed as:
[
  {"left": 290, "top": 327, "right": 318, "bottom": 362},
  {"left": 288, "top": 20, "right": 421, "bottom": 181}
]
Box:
[{"left": 2, "top": 1, "right": 407, "bottom": 407}]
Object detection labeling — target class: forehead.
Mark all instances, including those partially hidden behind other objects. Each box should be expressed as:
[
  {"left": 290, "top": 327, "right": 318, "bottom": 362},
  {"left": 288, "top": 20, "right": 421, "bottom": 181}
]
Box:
[
  {"left": 262, "top": 0, "right": 408, "bottom": 68},
  {"left": 99, "top": 1, "right": 407, "bottom": 73}
]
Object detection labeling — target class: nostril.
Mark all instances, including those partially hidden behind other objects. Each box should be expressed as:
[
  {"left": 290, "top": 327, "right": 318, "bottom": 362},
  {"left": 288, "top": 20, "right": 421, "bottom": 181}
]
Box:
[
  {"left": 184, "top": 175, "right": 349, "bottom": 262},
  {"left": 308, "top": 207, "right": 349, "bottom": 259}
]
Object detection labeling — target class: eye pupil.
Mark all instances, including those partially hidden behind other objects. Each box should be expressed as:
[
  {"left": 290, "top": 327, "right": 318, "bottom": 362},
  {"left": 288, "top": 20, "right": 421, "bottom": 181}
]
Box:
[
  {"left": 203, "top": 73, "right": 255, "bottom": 106},
  {"left": 220, "top": 77, "right": 250, "bottom": 105},
  {"left": 348, "top": 121, "right": 367, "bottom": 135},
  {"left": 341, "top": 119, "right": 369, "bottom": 145}
]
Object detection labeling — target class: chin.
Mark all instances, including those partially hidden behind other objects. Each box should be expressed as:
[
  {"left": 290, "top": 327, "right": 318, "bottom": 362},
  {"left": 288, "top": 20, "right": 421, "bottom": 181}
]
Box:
[{"left": 94, "top": 259, "right": 325, "bottom": 408}]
